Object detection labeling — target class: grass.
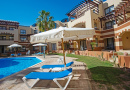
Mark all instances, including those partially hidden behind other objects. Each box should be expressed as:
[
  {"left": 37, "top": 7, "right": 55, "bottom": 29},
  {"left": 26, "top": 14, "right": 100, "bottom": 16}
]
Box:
[
  {"left": 115, "top": 52, "right": 124, "bottom": 55},
  {"left": 115, "top": 52, "right": 130, "bottom": 55},
  {"left": 53, "top": 53, "right": 128, "bottom": 89}
]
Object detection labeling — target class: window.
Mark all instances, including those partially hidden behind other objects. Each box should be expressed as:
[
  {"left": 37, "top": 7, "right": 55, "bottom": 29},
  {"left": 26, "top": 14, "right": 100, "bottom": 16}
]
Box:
[
  {"left": 52, "top": 43, "right": 56, "bottom": 50},
  {"left": 33, "top": 47, "right": 35, "bottom": 51},
  {"left": 20, "top": 30, "right": 26, "bottom": 34},
  {"left": 80, "top": 40, "right": 87, "bottom": 50},
  {"left": 95, "top": 38, "right": 98, "bottom": 47},
  {"left": 20, "top": 37, "right": 26, "bottom": 41},
  {"left": 9, "top": 36, "right": 14, "bottom": 40},
  {"left": 105, "top": 20, "right": 115, "bottom": 29},
  {"left": 0, "top": 26, "right": 6, "bottom": 30},
  {"left": 34, "top": 30, "right": 38, "bottom": 34},
  {"left": 0, "top": 36, "right": 6, "bottom": 40},
  {"left": 105, "top": 5, "right": 114, "bottom": 15},
  {"left": 9, "top": 27, "right": 15, "bottom": 30},
  {"left": 21, "top": 46, "right": 26, "bottom": 51}
]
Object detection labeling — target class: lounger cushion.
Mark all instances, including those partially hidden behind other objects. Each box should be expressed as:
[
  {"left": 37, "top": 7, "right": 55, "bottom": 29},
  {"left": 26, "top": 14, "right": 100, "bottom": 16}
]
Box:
[
  {"left": 24, "top": 68, "right": 72, "bottom": 80},
  {"left": 41, "top": 61, "right": 74, "bottom": 69}
]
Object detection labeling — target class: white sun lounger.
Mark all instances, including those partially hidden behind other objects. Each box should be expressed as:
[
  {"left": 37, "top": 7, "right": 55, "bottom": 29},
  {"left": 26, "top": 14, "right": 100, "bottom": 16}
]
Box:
[{"left": 22, "top": 68, "right": 73, "bottom": 90}]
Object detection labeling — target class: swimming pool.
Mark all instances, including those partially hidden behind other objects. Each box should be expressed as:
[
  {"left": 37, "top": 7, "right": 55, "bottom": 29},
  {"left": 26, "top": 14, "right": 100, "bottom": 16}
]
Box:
[{"left": 0, "top": 57, "right": 42, "bottom": 79}]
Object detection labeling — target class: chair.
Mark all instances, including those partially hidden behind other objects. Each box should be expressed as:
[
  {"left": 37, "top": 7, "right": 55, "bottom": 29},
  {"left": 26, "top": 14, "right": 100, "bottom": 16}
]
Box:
[
  {"left": 32, "top": 52, "right": 43, "bottom": 56},
  {"left": 11, "top": 54, "right": 15, "bottom": 57},
  {"left": 22, "top": 68, "right": 73, "bottom": 90},
  {"left": 57, "top": 51, "right": 67, "bottom": 64},
  {"left": 26, "top": 50, "right": 30, "bottom": 55},
  {"left": 17, "top": 53, "right": 21, "bottom": 56},
  {"left": 40, "top": 61, "right": 74, "bottom": 71}
]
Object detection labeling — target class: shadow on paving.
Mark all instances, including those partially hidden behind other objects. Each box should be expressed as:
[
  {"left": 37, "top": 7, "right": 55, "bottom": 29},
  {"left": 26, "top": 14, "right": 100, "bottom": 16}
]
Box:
[{"left": 31, "top": 69, "right": 91, "bottom": 90}]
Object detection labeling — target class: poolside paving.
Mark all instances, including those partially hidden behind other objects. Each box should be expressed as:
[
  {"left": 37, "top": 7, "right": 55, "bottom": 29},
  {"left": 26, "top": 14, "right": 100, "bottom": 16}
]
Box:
[{"left": 0, "top": 55, "right": 92, "bottom": 90}]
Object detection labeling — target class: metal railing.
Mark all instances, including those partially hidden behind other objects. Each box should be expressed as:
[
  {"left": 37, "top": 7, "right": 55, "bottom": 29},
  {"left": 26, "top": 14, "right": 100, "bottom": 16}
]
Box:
[
  {"left": 0, "top": 39, "right": 14, "bottom": 40},
  {"left": 103, "top": 26, "right": 113, "bottom": 30},
  {"left": 20, "top": 40, "right": 30, "bottom": 42}
]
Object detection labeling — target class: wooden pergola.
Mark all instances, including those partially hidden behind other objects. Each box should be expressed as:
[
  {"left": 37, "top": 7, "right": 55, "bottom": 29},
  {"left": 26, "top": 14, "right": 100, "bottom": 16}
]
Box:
[
  {"left": 66, "top": 0, "right": 101, "bottom": 19},
  {"left": 0, "top": 20, "right": 19, "bottom": 29},
  {"left": 98, "top": 0, "right": 130, "bottom": 28},
  {"left": 115, "top": 0, "right": 130, "bottom": 25}
]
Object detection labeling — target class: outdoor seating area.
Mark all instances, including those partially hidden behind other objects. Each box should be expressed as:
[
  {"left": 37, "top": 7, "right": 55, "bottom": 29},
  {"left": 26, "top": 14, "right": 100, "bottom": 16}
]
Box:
[
  {"left": 0, "top": 0, "right": 130, "bottom": 90},
  {"left": 0, "top": 55, "right": 90, "bottom": 90}
]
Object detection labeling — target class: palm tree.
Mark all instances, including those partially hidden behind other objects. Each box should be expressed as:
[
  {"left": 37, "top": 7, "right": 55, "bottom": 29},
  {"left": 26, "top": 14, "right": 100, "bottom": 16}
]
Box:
[{"left": 36, "top": 10, "right": 55, "bottom": 32}]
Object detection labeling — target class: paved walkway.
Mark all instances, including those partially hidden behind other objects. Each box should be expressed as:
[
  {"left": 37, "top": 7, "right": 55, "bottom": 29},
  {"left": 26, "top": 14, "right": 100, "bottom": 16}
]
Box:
[{"left": 0, "top": 55, "right": 92, "bottom": 90}]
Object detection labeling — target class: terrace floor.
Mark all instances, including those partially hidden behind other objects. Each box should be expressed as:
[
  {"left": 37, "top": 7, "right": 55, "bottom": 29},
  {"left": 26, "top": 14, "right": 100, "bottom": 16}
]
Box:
[{"left": 0, "top": 55, "right": 92, "bottom": 90}]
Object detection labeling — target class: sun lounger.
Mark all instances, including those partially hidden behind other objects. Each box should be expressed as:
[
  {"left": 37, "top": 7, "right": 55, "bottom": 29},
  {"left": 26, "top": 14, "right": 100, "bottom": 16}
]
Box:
[
  {"left": 17, "top": 53, "right": 21, "bottom": 56},
  {"left": 11, "top": 54, "right": 15, "bottom": 57},
  {"left": 32, "top": 52, "right": 43, "bottom": 56},
  {"left": 40, "top": 61, "right": 74, "bottom": 71},
  {"left": 22, "top": 68, "right": 73, "bottom": 90}
]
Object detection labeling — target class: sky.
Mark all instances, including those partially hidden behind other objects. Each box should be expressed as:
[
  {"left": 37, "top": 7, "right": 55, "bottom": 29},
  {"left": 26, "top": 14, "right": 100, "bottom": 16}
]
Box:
[{"left": 0, "top": 0, "right": 106, "bottom": 26}]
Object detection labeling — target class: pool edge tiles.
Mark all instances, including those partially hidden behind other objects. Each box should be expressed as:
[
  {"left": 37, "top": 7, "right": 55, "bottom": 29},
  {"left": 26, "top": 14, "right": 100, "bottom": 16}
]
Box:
[{"left": 0, "top": 57, "right": 43, "bottom": 80}]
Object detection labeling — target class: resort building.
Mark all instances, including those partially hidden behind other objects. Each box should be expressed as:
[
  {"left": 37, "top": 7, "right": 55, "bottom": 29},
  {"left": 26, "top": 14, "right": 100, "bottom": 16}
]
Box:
[
  {"left": 56, "top": 0, "right": 130, "bottom": 52},
  {"left": 0, "top": 20, "right": 39, "bottom": 56}
]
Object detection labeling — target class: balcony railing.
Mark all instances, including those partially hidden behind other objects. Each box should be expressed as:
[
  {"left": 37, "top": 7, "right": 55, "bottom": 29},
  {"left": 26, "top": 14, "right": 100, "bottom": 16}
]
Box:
[
  {"left": 118, "top": 17, "right": 130, "bottom": 26},
  {"left": 0, "top": 39, "right": 14, "bottom": 41},
  {"left": 94, "top": 27, "right": 99, "bottom": 30},
  {"left": 20, "top": 40, "right": 30, "bottom": 42},
  {"left": 103, "top": 26, "right": 113, "bottom": 30},
  {"left": 105, "top": 10, "right": 115, "bottom": 16}
]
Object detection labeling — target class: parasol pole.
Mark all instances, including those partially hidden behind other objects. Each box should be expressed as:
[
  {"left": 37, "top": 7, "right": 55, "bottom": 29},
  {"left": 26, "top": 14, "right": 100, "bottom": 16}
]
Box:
[
  {"left": 40, "top": 46, "right": 42, "bottom": 53},
  {"left": 44, "top": 46, "right": 45, "bottom": 58},
  {"left": 61, "top": 38, "right": 66, "bottom": 67},
  {"left": 15, "top": 47, "right": 16, "bottom": 55}
]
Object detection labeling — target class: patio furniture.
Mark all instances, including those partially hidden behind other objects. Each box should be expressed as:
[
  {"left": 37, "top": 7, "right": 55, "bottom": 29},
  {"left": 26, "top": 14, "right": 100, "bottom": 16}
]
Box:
[
  {"left": 57, "top": 52, "right": 67, "bottom": 64},
  {"left": 30, "top": 27, "right": 95, "bottom": 68},
  {"left": 33, "top": 43, "right": 47, "bottom": 58},
  {"left": 22, "top": 68, "right": 73, "bottom": 90},
  {"left": 32, "top": 52, "right": 43, "bottom": 56},
  {"left": 11, "top": 54, "right": 15, "bottom": 57},
  {"left": 26, "top": 50, "right": 30, "bottom": 55},
  {"left": 51, "top": 67, "right": 62, "bottom": 72},
  {"left": 40, "top": 61, "right": 74, "bottom": 71},
  {"left": 17, "top": 53, "right": 21, "bottom": 56}
]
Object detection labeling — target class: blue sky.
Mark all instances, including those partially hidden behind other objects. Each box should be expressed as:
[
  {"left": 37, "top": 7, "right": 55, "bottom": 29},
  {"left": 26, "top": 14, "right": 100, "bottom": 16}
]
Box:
[{"left": 0, "top": 0, "right": 106, "bottom": 26}]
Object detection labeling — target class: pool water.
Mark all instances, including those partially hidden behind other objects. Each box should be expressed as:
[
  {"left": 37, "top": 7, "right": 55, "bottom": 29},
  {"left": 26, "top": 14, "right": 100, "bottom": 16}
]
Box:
[{"left": 0, "top": 57, "right": 42, "bottom": 79}]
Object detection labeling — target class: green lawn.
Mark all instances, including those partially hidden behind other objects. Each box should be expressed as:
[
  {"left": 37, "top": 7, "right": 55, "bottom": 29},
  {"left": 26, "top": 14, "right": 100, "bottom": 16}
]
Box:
[{"left": 54, "top": 53, "right": 129, "bottom": 89}]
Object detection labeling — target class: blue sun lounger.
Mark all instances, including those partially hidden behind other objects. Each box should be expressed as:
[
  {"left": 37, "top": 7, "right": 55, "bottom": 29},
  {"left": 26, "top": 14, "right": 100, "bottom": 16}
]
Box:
[
  {"left": 22, "top": 68, "right": 73, "bottom": 90},
  {"left": 40, "top": 61, "right": 74, "bottom": 71}
]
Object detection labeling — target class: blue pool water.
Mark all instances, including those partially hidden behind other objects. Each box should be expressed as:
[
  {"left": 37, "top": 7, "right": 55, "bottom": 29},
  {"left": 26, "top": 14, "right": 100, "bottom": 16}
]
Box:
[{"left": 0, "top": 57, "right": 42, "bottom": 79}]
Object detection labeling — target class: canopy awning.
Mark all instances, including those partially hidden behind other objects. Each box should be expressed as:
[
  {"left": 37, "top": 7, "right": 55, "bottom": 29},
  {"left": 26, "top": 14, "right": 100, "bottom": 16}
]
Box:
[
  {"left": 8, "top": 44, "right": 22, "bottom": 48},
  {"left": 33, "top": 43, "right": 47, "bottom": 46},
  {"left": 30, "top": 27, "right": 95, "bottom": 44}
]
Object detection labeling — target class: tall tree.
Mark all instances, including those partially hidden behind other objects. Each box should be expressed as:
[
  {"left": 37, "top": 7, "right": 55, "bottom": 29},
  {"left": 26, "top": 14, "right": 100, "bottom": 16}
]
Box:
[{"left": 36, "top": 10, "right": 55, "bottom": 32}]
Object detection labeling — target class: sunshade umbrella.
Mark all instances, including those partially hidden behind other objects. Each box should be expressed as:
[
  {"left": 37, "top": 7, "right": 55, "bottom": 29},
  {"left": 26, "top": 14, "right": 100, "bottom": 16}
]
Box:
[
  {"left": 33, "top": 43, "right": 47, "bottom": 58},
  {"left": 8, "top": 44, "right": 22, "bottom": 55},
  {"left": 30, "top": 27, "right": 95, "bottom": 66}
]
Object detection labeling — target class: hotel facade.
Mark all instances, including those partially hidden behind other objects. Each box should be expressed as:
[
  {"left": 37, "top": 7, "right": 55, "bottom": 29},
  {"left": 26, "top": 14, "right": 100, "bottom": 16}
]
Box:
[
  {"left": 56, "top": 0, "right": 130, "bottom": 52},
  {"left": 0, "top": 20, "right": 39, "bottom": 56},
  {"left": 0, "top": 0, "right": 130, "bottom": 56}
]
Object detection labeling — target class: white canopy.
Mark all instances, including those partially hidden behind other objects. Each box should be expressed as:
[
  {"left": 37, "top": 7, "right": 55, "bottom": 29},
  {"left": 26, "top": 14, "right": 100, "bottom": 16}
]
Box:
[
  {"left": 30, "top": 27, "right": 95, "bottom": 44},
  {"left": 8, "top": 44, "right": 22, "bottom": 48},
  {"left": 33, "top": 43, "right": 47, "bottom": 46}
]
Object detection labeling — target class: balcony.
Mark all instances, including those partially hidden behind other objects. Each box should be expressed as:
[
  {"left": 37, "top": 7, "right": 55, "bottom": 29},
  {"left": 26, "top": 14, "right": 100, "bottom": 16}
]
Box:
[
  {"left": 94, "top": 27, "right": 99, "bottom": 30},
  {"left": 103, "top": 26, "right": 113, "bottom": 30},
  {"left": 19, "top": 40, "right": 30, "bottom": 43},
  {"left": 0, "top": 40, "right": 14, "bottom": 45},
  {"left": 0, "top": 39, "right": 14, "bottom": 41}
]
